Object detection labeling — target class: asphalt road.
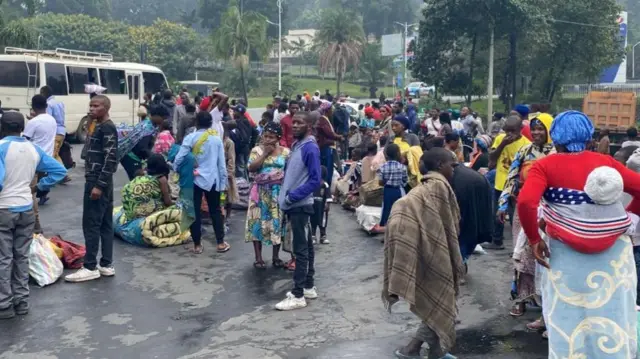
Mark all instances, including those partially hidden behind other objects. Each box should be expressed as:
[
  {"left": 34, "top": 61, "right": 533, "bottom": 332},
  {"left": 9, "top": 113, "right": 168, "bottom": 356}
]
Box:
[{"left": 0, "top": 144, "right": 547, "bottom": 359}]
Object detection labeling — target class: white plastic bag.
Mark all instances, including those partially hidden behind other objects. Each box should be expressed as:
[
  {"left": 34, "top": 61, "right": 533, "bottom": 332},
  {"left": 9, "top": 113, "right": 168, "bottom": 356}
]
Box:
[{"left": 29, "top": 234, "right": 63, "bottom": 287}]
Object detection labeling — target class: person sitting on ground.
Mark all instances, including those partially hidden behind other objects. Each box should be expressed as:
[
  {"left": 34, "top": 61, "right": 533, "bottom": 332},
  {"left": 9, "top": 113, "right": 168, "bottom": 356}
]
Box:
[
  {"left": 311, "top": 166, "right": 331, "bottom": 245},
  {"left": 0, "top": 112, "right": 67, "bottom": 319},
  {"left": 622, "top": 126, "right": 640, "bottom": 148},
  {"left": 371, "top": 144, "right": 408, "bottom": 234},
  {"left": 383, "top": 147, "right": 462, "bottom": 359},
  {"left": 361, "top": 143, "right": 378, "bottom": 183},
  {"left": 348, "top": 123, "right": 362, "bottom": 159},
  {"left": 113, "top": 154, "right": 175, "bottom": 246},
  {"left": 153, "top": 119, "right": 175, "bottom": 157},
  {"left": 371, "top": 135, "right": 388, "bottom": 172}
]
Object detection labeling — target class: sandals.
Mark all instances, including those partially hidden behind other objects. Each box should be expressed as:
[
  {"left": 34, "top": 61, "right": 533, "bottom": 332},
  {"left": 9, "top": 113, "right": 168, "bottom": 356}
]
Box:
[
  {"left": 285, "top": 259, "right": 296, "bottom": 271},
  {"left": 509, "top": 302, "right": 525, "bottom": 317},
  {"left": 217, "top": 242, "right": 231, "bottom": 253},
  {"left": 253, "top": 261, "right": 267, "bottom": 269},
  {"left": 191, "top": 244, "right": 204, "bottom": 254},
  {"left": 272, "top": 258, "right": 285, "bottom": 268},
  {"left": 526, "top": 318, "right": 546, "bottom": 332}
]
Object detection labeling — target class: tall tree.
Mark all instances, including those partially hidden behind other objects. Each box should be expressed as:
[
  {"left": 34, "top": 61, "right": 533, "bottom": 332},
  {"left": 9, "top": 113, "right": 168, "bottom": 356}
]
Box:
[
  {"left": 289, "top": 38, "right": 308, "bottom": 77},
  {"left": 0, "top": 0, "right": 34, "bottom": 48},
  {"left": 359, "top": 43, "right": 392, "bottom": 98},
  {"left": 315, "top": 8, "right": 365, "bottom": 95},
  {"left": 198, "top": 0, "right": 284, "bottom": 40},
  {"left": 211, "top": 1, "right": 268, "bottom": 103}
]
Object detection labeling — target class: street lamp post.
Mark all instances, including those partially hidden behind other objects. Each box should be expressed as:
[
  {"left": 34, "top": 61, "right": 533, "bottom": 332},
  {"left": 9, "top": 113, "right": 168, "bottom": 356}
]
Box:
[
  {"left": 633, "top": 41, "right": 640, "bottom": 79},
  {"left": 266, "top": 0, "right": 283, "bottom": 92},
  {"left": 394, "top": 22, "right": 418, "bottom": 99}
]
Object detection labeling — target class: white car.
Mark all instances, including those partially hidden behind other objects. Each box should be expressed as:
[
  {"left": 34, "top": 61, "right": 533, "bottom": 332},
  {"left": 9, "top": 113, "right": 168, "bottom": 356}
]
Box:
[{"left": 406, "top": 82, "right": 435, "bottom": 98}]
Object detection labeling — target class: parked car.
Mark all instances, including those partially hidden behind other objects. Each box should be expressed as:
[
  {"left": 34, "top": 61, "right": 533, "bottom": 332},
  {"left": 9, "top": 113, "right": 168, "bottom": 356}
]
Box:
[
  {"left": 405, "top": 82, "right": 435, "bottom": 98},
  {"left": 340, "top": 102, "right": 362, "bottom": 122}
]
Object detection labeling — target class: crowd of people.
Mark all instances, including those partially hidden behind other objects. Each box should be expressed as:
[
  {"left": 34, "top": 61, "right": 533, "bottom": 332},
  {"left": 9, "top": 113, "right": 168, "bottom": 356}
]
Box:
[{"left": 2, "top": 84, "right": 640, "bottom": 359}]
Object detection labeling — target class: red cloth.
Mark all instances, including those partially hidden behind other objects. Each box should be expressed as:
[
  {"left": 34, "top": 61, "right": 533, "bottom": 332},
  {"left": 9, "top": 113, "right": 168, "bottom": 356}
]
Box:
[
  {"left": 315, "top": 116, "right": 341, "bottom": 148},
  {"left": 280, "top": 115, "right": 294, "bottom": 148},
  {"left": 517, "top": 151, "right": 640, "bottom": 253},
  {"left": 521, "top": 120, "right": 533, "bottom": 141},
  {"left": 373, "top": 109, "right": 382, "bottom": 121},
  {"left": 364, "top": 107, "right": 374, "bottom": 116},
  {"left": 245, "top": 112, "right": 256, "bottom": 127},
  {"left": 50, "top": 236, "right": 85, "bottom": 269},
  {"left": 199, "top": 97, "right": 211, "bottom": 112}
]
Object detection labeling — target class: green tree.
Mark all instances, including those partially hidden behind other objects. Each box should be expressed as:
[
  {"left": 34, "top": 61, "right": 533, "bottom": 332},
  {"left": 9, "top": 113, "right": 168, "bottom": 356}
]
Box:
[
  {"left": 211, "top": 2, "right": 268, "bottom": 104},
  {"left": 0, "top": 0, "right": 34, "bottom": 48},
  {"left": 198, "top": 0, "right": 284, "bottom": 40},
  {"left": 289, "top": 38, "right": 309, "bottom": 77},
  {"left": 273, "top": 76, "right": 299, "bottom": 98},
  {"left": 315, "top": 8, "right": 365, "bottom": 96},
  {"left": 359, "top": 43, "right": 392, "bottom": 98},
  {"left": 20, "top": 13, "right": 134, "bottom": 58}
]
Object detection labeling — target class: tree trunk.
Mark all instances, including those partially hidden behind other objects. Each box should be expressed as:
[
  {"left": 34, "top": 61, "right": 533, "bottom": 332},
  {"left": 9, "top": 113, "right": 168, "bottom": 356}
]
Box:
[
  {"left": 509, "top": 31, "right": 517, "bottom": 109},
  {"left": 466, "top": 33, "right": 477, "bottom": 106},
  {"left": 337, "top": 71, "right": 342, "bottom": 97},
  {"left": 240, "top": 65, "right": 248, "bottom": 105}
]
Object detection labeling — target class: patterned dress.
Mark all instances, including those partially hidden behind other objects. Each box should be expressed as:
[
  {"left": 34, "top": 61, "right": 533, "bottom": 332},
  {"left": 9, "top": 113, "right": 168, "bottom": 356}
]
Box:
[
  {"left": 122, "top": 175, "right": 165, "bottom": 220},
  {"left": 245, "top": 146, "right": 290, "bottom": 245}
]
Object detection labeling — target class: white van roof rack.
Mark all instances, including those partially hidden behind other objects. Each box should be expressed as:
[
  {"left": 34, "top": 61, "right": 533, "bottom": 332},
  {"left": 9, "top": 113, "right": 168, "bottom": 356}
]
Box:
[{"left": 4, "top": 47, "right": 113, "bottom": 62}]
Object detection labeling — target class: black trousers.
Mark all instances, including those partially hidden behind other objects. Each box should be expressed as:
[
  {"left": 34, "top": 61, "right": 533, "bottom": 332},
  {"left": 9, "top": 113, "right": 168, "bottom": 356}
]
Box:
[
  {"left": 191, "top": 184, "right": 225, "bottom": 246},
  {"left": 288, "top": 206, "right": 315, "bottom": 298},
  {"left": 82, "top": 181, "right": 114, "bottom": 270},
  {"left": 310, "top": 200, "right": 327, "bottom": 237}
]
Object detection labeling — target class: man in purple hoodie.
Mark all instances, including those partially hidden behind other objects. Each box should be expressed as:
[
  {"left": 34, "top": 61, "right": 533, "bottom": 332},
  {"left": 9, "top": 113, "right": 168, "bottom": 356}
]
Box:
[{"left": 276, "top": 111, "right": 322, "bottom": 311}]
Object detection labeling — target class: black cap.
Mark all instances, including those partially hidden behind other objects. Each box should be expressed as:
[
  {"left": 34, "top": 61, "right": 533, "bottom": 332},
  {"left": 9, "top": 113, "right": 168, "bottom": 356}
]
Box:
[{"left": 1, "top": 111, "right": 25, "bottom": 133}]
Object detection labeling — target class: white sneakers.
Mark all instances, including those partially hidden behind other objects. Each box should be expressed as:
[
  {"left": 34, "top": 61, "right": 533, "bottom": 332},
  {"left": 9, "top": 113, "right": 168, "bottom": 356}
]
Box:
[
  {"left": 275, "top": 287, "right": 319, "bottom": 311},
  {"left": 64, "top": 266, "right": 115, "bottom": 283},
  {"left": 303, "top": 286, "right": 318, "bottom": 299}
]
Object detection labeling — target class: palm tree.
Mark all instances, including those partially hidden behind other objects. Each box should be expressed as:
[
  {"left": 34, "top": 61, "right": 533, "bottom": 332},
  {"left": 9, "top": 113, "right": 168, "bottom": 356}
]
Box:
[
  {"left": 210, "top": 1, "right": 268, "bottom": 103},
  {"left": 359, "top": 43, "right": 393, "bottom": 98},
  {"left": 289, "top": 38, "right": 308, "bottom": 77},
  {"left": 315, "top": 8, "right": 365, "bottom": 95}
]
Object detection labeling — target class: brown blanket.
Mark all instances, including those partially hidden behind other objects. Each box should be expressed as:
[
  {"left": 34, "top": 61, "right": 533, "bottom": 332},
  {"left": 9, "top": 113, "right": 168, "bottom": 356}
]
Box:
[{"left": 382, "top": 171, "right": 464, "bottom": 353}]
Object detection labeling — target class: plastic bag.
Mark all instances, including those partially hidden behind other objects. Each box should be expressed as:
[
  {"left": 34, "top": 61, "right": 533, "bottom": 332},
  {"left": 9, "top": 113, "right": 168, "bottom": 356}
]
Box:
[{"left": 29, "top": 234, "right": 63, "bottom": 287}]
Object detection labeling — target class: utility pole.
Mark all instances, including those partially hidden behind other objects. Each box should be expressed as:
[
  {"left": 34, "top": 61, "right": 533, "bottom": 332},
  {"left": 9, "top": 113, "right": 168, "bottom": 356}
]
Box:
[
  {"left": 266, "top": 0, "right": 283, "bottom": 93},
  {"left": 487, "top": 28, "right": 494, "bottom": 120},
  {"left": 395, "top": 21, "right": 417, "bottom": 99}
]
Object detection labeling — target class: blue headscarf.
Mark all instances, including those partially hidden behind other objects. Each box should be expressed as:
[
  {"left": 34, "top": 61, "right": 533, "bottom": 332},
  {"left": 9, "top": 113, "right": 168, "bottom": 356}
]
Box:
[
  {"left": 514, "top": 104, "right": 529, "bottom": 118},
  {"left": 550, "top": 111, "right": 594, "bottom": 152},
  {"left": 393, "top": 114, "right": 411, "bottom": 130}
]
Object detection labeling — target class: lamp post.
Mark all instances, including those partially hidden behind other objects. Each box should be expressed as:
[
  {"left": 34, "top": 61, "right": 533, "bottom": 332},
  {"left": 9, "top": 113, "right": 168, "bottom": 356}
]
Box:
[
  {"left": 266, "top": 0, "right": 283, "bottom": 92},
  {"left": 633, "top": 41, "right": 640, "bottom": 80},
  {"left": 394, "top": 21, "right": 418, "bottom": 99}
]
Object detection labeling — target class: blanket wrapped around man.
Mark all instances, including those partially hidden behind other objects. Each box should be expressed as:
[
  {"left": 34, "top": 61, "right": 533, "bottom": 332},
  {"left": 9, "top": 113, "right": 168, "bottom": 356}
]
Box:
[{"left": 382, "top": 172, "right": 465, "bottom": 354}]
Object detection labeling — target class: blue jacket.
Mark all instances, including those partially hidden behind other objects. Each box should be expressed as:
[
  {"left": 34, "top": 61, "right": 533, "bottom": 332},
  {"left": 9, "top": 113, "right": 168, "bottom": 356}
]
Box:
[{"left": 278, "top": 135, "right": 321, "bottom": 211}]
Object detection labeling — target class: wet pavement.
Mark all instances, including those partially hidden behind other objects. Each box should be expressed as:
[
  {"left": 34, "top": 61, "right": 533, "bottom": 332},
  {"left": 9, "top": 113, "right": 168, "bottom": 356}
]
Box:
[{"left": 0, "top": 145, "right": 547, "bottom": 359}]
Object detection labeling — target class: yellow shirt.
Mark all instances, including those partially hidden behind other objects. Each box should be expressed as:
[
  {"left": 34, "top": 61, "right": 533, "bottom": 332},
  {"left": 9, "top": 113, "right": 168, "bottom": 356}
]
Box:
[{"left": 491, "top": 134, "right": 531, "bottom": 191}]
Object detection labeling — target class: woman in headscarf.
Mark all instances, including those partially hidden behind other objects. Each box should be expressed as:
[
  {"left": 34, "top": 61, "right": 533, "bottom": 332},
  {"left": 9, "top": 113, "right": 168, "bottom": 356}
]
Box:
[
  {"left": 315, "top": 101, "right": 342, "bottom": 186},
  {"left": 517, "top": 111, "right": 640, "bottom": 359},
  {"left": 390, "top": 114, "right": 420, "bottom": 151},
  {"left": 118, "top": 105, "right": 163, "bottom": 180},
  {"left": 245, "top": 122, "right": 289, "bottom": 269},
  {"left": 470, "top": 134, "right": 492, "bottom": 171},
  {"left": 383, "top": 148, "right": 462, "bottom": 359},
  {"left": 379, "top": 105, "right": 393, "bottom": 137},
  {"left": 497, "top": 113, "right": 554, "bottom": 318}
]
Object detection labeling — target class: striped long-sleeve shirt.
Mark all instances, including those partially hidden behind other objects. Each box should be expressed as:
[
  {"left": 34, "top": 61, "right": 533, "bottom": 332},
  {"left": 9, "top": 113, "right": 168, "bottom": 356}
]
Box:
[{"left": 84, "top": 119, "right": 118, "bottom": 190}]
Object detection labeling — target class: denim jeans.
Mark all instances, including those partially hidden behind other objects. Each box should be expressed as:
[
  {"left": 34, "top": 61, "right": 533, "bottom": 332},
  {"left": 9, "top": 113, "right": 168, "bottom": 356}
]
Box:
[
  {"left": 288, "top": 206, "right": 315, "bottom": 298},
  {"left": 191, "top": 184, "right": 225, "bottom": 246},
  {"left": 83, "top": 181, "right": 114, "bottom": 270},
  {"left": 320, "top": 146, "right": 334, "bottom": 187},
  {"left": 634, "top": 247, "right": 640, "bottom": 305}
]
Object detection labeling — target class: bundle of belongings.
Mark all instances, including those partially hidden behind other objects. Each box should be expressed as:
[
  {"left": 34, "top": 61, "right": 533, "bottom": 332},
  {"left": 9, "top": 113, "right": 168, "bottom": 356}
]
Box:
[
  {"left": 232, "top": 178, "right": 251, "bottom": 210},
  {"left": 30, "top": 234, "right": 86, "bottom": 286},
  {"left": 114, "top": 206, "right": 191, "bottom": 248},
  {"left": 356, "top": 205, "right": 382, "bottom": 233}
]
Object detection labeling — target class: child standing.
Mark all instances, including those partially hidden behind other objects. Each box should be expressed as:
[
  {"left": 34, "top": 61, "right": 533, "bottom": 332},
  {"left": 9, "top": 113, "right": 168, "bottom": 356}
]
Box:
[
  {"left": 311, "top": 166, "right": 330, "bottom": 245},
  {"left": 371, "top": 143, "right": 407, "bottom": 234},
  {"left": 153, "top": 119, "right": 175, "bottom": 156}
]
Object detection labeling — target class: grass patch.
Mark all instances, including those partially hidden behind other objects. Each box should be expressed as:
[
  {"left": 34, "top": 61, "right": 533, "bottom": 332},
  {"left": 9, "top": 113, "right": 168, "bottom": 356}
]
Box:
[
  {"left": 253, "top": 77, "right": 396, "bottom": 99},
  {"left": 246, "top": 97, "right": 274, "bottom": 108}
]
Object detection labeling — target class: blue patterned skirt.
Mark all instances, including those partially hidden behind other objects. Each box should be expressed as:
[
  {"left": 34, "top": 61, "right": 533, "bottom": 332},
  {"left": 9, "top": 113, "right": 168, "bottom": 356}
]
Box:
[{"left": 541, "top": 235, "right": 637, "bottom": 358}]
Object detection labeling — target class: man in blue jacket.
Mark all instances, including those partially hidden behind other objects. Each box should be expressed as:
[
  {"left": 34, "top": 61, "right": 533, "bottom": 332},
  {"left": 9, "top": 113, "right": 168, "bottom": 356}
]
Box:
[{"left": 276, "top": 111, "right": 321, "bottom": 311}]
